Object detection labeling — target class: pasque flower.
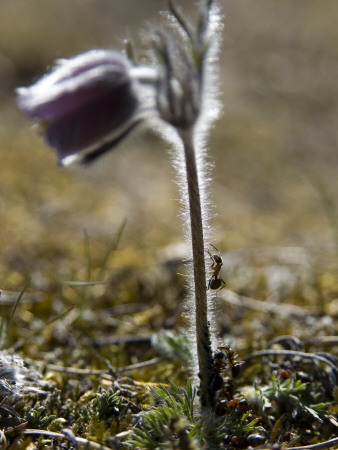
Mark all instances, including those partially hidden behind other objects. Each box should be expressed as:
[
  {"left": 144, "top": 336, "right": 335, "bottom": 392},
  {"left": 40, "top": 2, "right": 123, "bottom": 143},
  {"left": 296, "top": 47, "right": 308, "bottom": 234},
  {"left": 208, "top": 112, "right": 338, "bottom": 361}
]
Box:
[
  {"left": 17, "top": 0, "right": 223, "bottom": 412},
  {"left": 17, "top": 49, "right": 148, "bottom": 165}
]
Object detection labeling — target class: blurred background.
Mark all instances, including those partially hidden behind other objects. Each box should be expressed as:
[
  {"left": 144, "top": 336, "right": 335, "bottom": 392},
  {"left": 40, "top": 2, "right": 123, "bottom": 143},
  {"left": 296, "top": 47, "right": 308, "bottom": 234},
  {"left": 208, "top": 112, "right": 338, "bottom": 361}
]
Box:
[{"left": 1, "top": 0, "right": 338, "bottom": 291}]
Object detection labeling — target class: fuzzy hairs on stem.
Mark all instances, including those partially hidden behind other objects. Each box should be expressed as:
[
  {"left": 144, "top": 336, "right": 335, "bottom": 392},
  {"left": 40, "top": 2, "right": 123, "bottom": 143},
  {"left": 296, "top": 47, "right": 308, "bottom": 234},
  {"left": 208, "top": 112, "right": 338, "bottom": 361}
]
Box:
[{"left": 153, "top": 0, "right": 223, "bottom": 409}]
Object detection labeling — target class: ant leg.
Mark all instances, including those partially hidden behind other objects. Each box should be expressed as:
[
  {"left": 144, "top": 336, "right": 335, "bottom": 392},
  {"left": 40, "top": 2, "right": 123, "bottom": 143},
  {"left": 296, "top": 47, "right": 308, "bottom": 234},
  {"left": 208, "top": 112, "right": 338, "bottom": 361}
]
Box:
[
  {"left": 209, "top": 243, "right": 220, "bottom": 253},
  {"left": 219, "top": 278, "right": 226, "bottom": 290},
  {"left": 207, "top": 250, "right": 215, "bottom": 268}
]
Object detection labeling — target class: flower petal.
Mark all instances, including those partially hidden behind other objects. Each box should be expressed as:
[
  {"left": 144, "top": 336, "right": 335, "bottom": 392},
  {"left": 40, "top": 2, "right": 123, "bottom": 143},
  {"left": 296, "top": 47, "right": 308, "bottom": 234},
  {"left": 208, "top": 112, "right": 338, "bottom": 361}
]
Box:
[
  {"left": 16, "top": 50, "right": 132, "bottom": 121},
  {"left": 45, "top": 77, "right": 138, "bottom": 160}
]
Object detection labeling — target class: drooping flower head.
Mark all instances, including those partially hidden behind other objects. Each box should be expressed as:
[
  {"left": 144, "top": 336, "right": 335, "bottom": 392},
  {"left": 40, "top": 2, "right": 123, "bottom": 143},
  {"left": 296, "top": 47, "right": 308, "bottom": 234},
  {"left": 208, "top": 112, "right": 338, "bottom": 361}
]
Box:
[
  {"left": 17, "top": 49, "right": 145, "bottom": 165},
  {"left": 16, "top": 2, "right": 220, "bottom": 167}
]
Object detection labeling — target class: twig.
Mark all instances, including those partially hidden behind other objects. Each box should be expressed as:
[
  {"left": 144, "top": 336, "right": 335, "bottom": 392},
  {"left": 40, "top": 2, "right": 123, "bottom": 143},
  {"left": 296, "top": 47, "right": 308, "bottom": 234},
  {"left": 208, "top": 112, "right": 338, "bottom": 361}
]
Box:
[
  {"left": 244, "top": 349, "right": 338, "bottom": 375},
  {"left": 219, "top": 289, "right": 318, "bottom": 318},
  {"left": 119, "top": 357, "right": 163, "bottom": 372},
  {"left": 23, "top": 428, "right": 112, "bottom": 450},
  {"left": 306, "top": 336, "right": 338, "bottom": 347},
  {"left": 93, "top": 334, "right": 152, "bottom": 347},
  {"left": 0, "top": 289, "right": 43, "bottom": 305},
  {"left": 25, "top": 357, "right": 162, "bottom": 377},
  {"left": 286, "top": 437, "right": 338, "bottom": 450}
]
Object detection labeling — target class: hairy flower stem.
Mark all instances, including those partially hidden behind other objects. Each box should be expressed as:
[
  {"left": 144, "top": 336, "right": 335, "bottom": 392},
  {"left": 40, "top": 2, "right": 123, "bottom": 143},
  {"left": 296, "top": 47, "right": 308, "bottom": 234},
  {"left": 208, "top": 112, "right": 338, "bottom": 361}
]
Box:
[{"left": 179, "top": 127, "right": 214, "bottom": 410}]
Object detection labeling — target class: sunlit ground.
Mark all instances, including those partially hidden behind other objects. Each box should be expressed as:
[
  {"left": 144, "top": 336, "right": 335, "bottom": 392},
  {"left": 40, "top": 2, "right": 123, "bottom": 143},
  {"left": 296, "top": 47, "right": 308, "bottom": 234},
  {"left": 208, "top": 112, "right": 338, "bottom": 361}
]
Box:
[{"left": 0, "top": 0, "right": 337, "bottom": 447}]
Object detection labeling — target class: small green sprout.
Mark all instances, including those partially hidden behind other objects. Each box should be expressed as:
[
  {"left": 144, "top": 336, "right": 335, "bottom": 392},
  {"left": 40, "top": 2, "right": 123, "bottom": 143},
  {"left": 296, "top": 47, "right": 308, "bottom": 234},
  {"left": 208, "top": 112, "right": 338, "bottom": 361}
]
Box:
[
  {"left": 91, "top": 388, "right": 129, "bottom": 420},
  {"left": 256, "top": 373, "right": 331, "bottom": 424},
  {"left": 23, "top": 404, "right": 63, "bottom": 430}
]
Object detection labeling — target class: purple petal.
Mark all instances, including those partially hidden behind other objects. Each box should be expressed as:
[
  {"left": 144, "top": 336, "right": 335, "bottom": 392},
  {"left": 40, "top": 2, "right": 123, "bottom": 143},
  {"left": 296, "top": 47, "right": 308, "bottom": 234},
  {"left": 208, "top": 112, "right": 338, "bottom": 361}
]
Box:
[
  {"left": 16, "top": 49, "right": 145, "bottom": 163},
  {"left": 46, "top": 77, "right": 138, "bottom": 159},
  {"left": 16, "top": 50, "right": 132, "bottom": 120}
]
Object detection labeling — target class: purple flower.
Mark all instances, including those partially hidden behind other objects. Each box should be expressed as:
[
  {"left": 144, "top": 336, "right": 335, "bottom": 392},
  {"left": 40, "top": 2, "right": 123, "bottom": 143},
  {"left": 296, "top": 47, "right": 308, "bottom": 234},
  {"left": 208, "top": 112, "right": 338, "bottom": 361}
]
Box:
[{"left": 17, "top": 49, "right": 142, "bottom": 165}]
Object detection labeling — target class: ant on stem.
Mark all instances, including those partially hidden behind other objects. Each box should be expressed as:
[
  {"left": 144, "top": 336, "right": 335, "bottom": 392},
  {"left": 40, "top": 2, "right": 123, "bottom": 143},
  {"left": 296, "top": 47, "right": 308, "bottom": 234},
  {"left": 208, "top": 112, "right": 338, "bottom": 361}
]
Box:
[{"left": 207, "top": 244, "right": 226, "bottom": 291}]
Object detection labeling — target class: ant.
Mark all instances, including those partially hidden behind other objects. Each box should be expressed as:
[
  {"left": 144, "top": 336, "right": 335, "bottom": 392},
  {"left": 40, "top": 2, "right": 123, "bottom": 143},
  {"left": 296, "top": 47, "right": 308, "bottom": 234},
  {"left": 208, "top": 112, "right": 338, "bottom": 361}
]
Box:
[
  {"left": 218, "top": 344, "right": 244, "bottom": 378},
  {"left": 210, "top": 349, "right": 227, "bottom": 392},
  {"left": 211, "top": 345, "right": 243, "bottom": 393},
  {"left": 215, "top": 397, "right": 250, "bottom": 416},
  {"left": 207, "top": 244, "right": 226, "bottom": 290},
  {"left": 211, "top": 344, "right": 251, "bottom": 418}
]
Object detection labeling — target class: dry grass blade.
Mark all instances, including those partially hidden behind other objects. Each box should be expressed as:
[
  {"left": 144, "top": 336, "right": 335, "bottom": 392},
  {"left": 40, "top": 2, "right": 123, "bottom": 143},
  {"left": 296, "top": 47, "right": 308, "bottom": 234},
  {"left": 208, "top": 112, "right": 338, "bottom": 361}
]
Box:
[{"left": 220, "top": 289, "right": 318, "bottom": 318}]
